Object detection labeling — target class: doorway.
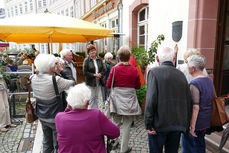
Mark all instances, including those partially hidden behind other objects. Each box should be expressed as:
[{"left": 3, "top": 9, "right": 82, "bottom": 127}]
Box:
[{"left": 215, "top": 0, "right": 229, "bottom": 96}]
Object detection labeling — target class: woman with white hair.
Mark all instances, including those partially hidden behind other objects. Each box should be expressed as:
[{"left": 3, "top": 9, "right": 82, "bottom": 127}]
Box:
[
  {"left": 182, "top": 55, "right": 214, "bottom": 153},
  {"left": 55, "top": 83, "right": 120, "bottom": 153},
  {"left": 31, "top": 54, "right": 75, "bottom": 153},
  {"left": 102, "top": 52, "right": 115, "bottom": 102},
  {"left": 177, "top": 49, "right": 208, "bottom": 83}
]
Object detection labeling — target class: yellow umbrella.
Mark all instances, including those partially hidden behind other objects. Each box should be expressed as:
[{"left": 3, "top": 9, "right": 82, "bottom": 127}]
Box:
[{"left": 0, "top": 13, "right": 113, "bottom": 43}]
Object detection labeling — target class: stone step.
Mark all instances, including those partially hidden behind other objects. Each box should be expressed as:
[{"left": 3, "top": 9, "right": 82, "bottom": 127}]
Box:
[{"left": 205, "top": 131, "right": 229, "bottom": 153}]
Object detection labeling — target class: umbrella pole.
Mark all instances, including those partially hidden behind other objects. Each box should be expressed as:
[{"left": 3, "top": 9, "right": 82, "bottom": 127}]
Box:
[
  {"left": 47, "top": 43, "right": 50, "bottom": 54},
  {"left": 49, "top": 34, "right": 53, "bottom": 54}
]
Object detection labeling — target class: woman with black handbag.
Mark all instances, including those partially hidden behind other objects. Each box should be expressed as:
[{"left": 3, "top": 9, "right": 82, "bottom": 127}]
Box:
[{"left": 31, "top": 54, "right": 75, "bottom": 153}]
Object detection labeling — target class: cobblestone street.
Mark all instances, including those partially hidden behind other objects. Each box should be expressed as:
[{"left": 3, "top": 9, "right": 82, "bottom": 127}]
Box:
[
  {"left": 0, "top": 106, "right": 216, "bottom": 153},
  {"left": 0, "top": 118, "right": 37, "bottom": 153},
  {"left": 0, "top": 115, "right": 216, "bottom": 153}
]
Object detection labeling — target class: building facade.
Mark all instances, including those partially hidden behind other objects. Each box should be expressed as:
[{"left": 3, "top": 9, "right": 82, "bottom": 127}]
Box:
[
  {"left": 4, "top": 0, "right": 76, "bottom": 53},
  {"left": 77, "top": 0, "right": 120, "bottom": 53},
  {"left": 2, "top": 0, "right": 229, "bottom": 95}
]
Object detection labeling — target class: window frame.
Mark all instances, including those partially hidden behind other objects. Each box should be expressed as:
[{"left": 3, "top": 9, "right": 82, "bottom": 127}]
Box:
[{"left": 137, "top": 6, "right": 149, "bottom": 49}]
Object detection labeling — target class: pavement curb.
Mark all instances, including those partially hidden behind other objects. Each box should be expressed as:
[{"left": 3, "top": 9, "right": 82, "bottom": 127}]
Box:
[{"left": 32, "top": 120, "right": 43, "bottom": 153}]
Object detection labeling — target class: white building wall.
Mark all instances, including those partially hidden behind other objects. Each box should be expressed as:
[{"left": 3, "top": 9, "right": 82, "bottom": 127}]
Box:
[
  {"left": 48, "top": 0, "right": 75, "bottom": 53},
  {"left": 122, "top": 0, "right": 135, "bottom": 47},
  {"left": 148, "top": 0, "right": 189, "bottom": 62}
]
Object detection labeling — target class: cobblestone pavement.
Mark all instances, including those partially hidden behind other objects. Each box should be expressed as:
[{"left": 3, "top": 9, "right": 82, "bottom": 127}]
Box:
[
  {"left": 0, "top": 118, "right": 37, "bottom": 153},
  {"left": 0, "top": 112, "right": 214, "bottom": 153}
]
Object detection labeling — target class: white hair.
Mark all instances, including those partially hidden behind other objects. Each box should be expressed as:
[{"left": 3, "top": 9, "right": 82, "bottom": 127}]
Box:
[
  {"left": 157, "top": 46, "right": 174, "bottom": 63},
  {"left": 66, "top": 83, "right": 91, "bottom": 109},
  {"left": 104, "top": 52, "right": 113, "bottom": 60},
  {"left": 34, "top": 54, "right": 56, "bottom": 73},
  {"left": 187, "top": 54, "right": 206, "bottom": 71},
  {"left": 60, "top": 49, "right": 71, "bottom": 59},
  {"left": 56, "top": 57, "right": 65, "bottom": 65}
]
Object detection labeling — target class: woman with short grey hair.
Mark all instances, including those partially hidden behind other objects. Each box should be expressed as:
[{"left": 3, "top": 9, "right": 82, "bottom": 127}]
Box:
[
  {"left": 102, "top": 52, "right": 115, "bottom": 102},
  {"left": 177, "top": 49, "right": 208, "bottom": 83},
  {"left": 32, "top": 54, "right": 75, "bottom": 153},
  {"left": 182, "top": 54, "right": 214, "bottom": 153},
  {"left": 55, "top": 83, "right": 120, "bottom": 153}
]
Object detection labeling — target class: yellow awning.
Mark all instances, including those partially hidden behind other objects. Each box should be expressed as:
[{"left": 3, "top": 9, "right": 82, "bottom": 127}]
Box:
[{"left": 0, "top": 13, "right": 113, "bottom": 43}]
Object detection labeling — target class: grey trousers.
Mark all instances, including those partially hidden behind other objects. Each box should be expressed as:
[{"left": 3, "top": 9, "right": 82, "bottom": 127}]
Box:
[
  {"left": 40, "top": 120, "right": 58, "bottom": 153},
  {"left": 218, "top": 124, "right": 229, "bottom": 153},
  {"left": 88, "top": 85, "right": 102, "bottom": 109},
  {"left": 112, "top": 114, "right": 134, "bottom": 153}
]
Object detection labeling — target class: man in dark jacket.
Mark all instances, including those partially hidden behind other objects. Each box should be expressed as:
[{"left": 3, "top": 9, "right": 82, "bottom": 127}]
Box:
[
  {"left": 60, "top": 49, "right": 77, "bottom": 82},
  {"left": 144, "top": 46, "right": 192, "bottom": 153}
]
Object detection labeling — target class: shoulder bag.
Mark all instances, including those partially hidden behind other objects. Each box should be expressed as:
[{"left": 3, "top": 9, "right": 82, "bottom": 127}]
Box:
[
  {"left": 25, "top": 75, "right": 38, "bottom": 123},
  {"left": 105, "top": 66, "right": 116, "bottom": 119},
  {"left": 35, "top": 74, "right": 64, "bottom": 118},
  {"left": 211, "top": 88, "right": 228, "bottom": 126}
]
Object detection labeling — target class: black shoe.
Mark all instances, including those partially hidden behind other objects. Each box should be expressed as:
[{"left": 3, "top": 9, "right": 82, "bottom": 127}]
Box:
[
  {"left": 111, "top": 141, "right": 119, "bottom": 150},
  {"left": 131, "top": 121, "right": 134, "bottom": 127}
]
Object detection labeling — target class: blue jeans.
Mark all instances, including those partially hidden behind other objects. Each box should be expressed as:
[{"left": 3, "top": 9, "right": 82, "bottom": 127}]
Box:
[
  {"left": 148, "top": 131, "right": 181, "bottom": 153},
  {"left": 182, "top": 130, "right": 206, "bottom": 153}
]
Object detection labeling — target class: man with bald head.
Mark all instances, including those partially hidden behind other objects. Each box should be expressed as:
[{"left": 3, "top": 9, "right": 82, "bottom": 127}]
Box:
[{"left": 144, "top": 46, "right": 193, "bottom": 153}]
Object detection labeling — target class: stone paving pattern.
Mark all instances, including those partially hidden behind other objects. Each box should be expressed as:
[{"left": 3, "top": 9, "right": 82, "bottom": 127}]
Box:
[
  {"left": 0, "top": 105, "right": 214, "bottom": 153},
  {"left": 0, "top": 118, "right": 37, "bottom": 153}
]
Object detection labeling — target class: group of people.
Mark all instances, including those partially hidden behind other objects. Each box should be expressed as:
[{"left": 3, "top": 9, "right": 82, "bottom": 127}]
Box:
[
  {"left": 31, "top": 44, "right": 142, "bottom": 153},
  {"left": 145, "top": 46, "right": 214, "bottom": 153},
  {"left": 1, "top": 42, "right": 226, "bottom": 153}
]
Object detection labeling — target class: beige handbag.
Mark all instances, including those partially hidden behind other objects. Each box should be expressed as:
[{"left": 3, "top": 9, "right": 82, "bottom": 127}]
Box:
[{"left": 105, "top": 67, "right": 116, "bottom": 119}]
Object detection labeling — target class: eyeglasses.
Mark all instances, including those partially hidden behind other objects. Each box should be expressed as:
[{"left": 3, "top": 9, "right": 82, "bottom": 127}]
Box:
[{"left": 90, "top": 49, "right": 96, "bottom": 52}]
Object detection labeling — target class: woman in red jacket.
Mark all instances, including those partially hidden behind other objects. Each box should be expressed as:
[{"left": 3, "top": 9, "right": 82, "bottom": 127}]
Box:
[{"left": 107, "top": 46, "right": 142, "bottom": 153}]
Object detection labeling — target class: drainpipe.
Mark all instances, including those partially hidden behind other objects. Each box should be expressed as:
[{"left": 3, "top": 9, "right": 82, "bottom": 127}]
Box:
[{"left": 117, "top": 0, "right": 123, "bottom": 49}]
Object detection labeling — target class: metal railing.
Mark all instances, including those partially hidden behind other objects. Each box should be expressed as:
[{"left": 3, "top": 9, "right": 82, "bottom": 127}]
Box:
[{"left": 8, "top": 92, "right": 33, "bottom": 118}]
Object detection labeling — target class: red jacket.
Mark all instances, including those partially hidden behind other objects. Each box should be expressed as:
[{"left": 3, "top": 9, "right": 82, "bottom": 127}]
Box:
[{"left": 106, "top": 63, "right": 141, "bottom": 89}]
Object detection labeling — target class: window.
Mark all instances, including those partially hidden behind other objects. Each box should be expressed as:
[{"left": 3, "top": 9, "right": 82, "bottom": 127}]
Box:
[
  {"left": 30, "top": 0, "right": 33, "bottom": 11},
  {"left": 85, "top": 0, "right": 90, "bottom": 12},
  {"left": 137, "top": 6, "right": 149, "bottom": 48},
  {"left": 61, "top": 10, "right": 64, "bottom": 15},
  {"left": 11, "top": 7, "right": 14, "bottom": 17},
  {"left": 70, "top": 6, "right": 74, "bottom": 17},
  {"left": 65, "top": 8, "right": 69, "bottom": 16},
  {"left": 43, "top": 0, "right": 46, "bottom": 7},
  {"left": 38, "top": 0, "right": 42, "bottom": 8},
  {"left": 7, "top": 9, "right": 10, "bottom": 17},
  {"left": 91, "top": 0, "right": 96, "bottom": 8},
  {"left": 15, "top": 6, "right": 18, "bottom": 16},
  {"left": 25, "top": 1, "right": 28, "bottom": 13},
  {"left": 19, "top": 4, "right": 23, "bottom": 15},
  {"left": 80, "top": 0, "right": 84, "bottom": 17},
  {"left": 75, "top": 1, "right": 80, "bottom": 18},
  {"left": 110, "top": 18, "right": 118, "bottom": 32}
]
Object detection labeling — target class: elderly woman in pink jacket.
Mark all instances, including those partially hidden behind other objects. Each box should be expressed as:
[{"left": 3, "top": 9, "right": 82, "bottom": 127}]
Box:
[{"left": 55, "top": 83, "right": 120, "bottom": 153}]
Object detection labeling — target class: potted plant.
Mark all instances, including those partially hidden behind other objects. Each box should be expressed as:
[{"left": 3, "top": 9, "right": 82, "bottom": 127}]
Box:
[
  {"left": 0, "top": 49, "right": 10, "bottom": 83},
  {"left": 131, "top": 34, "right": 165, "bottom": 111}
]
